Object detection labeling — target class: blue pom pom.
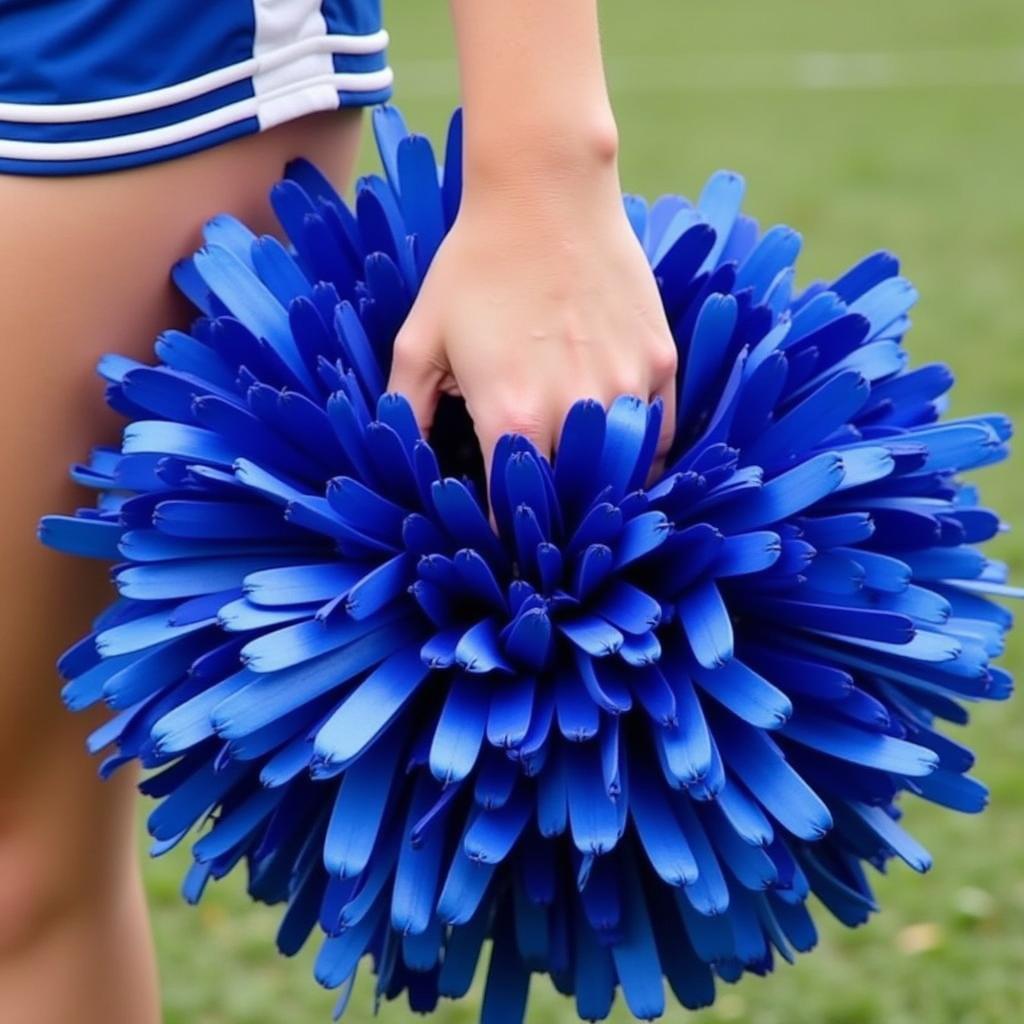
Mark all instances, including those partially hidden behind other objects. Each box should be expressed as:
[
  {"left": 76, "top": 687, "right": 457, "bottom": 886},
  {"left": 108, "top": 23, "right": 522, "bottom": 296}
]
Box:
[{"left": 41, "top": 105, "right": 1019, "bottom": 1020}]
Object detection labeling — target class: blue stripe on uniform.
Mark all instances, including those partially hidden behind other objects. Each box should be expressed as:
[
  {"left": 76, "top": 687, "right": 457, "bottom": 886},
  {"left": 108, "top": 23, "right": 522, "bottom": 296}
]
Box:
[
  {"left": 0, "top": 117, "right": 259, "bottom": 176},
  {"left": 338, "top": 86, "right": 393, "bottom": 108},
  {"left": 0, "top": 80, "right": 255, "bottom": 143},
  {"left": 332, "top": 51, "right": 389, "bottom": 75}
]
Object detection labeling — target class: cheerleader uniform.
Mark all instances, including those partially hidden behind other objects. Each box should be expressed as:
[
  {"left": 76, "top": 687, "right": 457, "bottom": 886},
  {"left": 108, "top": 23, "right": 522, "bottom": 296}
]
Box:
[{"left": 0, "top": 0, "right": 391, "bottom": 175}]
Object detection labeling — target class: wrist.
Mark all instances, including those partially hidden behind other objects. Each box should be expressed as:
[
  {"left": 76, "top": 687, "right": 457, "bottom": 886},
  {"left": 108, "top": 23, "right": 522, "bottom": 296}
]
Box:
[{"left": 462, "top": 103, "right": 620, "bottom": 200}]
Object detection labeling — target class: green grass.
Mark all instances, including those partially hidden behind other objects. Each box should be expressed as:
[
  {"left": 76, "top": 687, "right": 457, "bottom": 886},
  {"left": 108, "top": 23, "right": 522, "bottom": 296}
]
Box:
[{"left": 148, "top": 2, "right": 1024, "bottom": 1020}]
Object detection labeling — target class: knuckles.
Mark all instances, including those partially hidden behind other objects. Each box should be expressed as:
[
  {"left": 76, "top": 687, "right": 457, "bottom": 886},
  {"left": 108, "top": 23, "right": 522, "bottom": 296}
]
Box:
[
  {"left": 491, "top": 405, "right": 547, "bottom": 442},
  {"left": 649, "top": 338, "right": 679, "bottom": 382},
  {"left": 471, "top": 390, "right": 550, "bottom": 446},
  {"left": 610, "top": 371, "right": 646, "bottom": 400},
  {"left": 390, "top": 329, "right": 426, "bottom": 370}
]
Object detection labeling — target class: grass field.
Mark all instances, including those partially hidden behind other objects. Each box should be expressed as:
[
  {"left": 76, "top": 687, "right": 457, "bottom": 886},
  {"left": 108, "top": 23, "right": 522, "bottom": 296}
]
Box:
[{"left": 146, "top": 2, "right": 1024, "bottom": 1021}]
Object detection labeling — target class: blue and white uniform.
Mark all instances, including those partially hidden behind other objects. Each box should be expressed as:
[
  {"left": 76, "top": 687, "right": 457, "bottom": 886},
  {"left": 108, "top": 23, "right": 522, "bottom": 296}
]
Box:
[{"left": 0, "top": 0, "right": 391, "bottom": 175}]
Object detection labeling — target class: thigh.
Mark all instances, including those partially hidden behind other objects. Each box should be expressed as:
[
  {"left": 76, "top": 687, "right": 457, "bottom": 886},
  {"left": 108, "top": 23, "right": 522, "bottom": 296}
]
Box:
[
  {"left": 0, "top": 106, "right": 363, "bottom": 1024},
  {"left": 0, "top": 106, "right": 363, "bottom": 815}
]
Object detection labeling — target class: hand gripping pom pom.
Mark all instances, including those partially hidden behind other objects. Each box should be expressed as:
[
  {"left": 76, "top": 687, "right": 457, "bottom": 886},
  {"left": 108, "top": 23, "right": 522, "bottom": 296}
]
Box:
[{"left": 40, "top": 106, "right": 1019, "bottom": 1022}]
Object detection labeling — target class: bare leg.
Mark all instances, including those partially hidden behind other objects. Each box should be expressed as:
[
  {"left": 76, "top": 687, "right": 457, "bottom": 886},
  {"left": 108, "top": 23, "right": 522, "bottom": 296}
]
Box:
[{"left": 0, "top": 109, "right": 363, "bottom": 1024}]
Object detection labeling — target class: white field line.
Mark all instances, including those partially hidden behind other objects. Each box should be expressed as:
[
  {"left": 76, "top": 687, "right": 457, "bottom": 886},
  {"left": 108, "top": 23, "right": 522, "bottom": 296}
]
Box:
[{"left": 393, "top": 48, "right": 1024, "bottom": 96}]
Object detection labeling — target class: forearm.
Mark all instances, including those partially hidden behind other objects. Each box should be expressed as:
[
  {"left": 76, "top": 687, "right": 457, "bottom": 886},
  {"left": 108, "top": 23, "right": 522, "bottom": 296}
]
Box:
[{"left": 449, "top": 0, "right": 619, "bottom": 192}]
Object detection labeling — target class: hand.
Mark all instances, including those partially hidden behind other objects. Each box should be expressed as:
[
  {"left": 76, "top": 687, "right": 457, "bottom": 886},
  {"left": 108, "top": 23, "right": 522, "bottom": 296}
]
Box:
[{"left": 387, "top": 153, "right": 678, "bottom": 484}]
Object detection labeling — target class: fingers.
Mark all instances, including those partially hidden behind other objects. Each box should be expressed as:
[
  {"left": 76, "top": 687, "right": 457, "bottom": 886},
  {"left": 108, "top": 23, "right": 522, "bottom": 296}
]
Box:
[
  {"left": 583, "top": 337, "right": 677, "bottom": 482},
  {"left": 472, "top": 397, "right": 556, "bottom": 503},
  {"left": 474, "top": 340, "right": 675, "bottom": 483},
  {"left": 389, "top": 315, "right": 678, "bottom": 502},
  {"left": 388, "top": 323, "right": 444, "bottom": 439}
]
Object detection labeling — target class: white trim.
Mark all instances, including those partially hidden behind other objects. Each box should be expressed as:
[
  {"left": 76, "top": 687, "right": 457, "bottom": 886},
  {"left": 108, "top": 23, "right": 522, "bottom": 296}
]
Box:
[
  {"left": 0, "top": 68, "right": 394, "bottom": 161},
  {"left": 251, "top": 0, "right": 336, "bottom": 131},
  {"left": 0, "top": 30, "right": 389, "bottom": 123}
]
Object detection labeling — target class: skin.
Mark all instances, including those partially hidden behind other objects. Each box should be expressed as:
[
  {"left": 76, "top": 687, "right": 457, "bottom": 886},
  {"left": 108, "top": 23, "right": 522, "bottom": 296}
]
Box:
[
  {"left": 0, "top": 1, "right": 672, "bottom": 1019},
  {"left": 390, "top": 0, "right": 677, "bottom": 476},
  {"left": 0, "top": 109, "right": 363, "bottom": 1024}
]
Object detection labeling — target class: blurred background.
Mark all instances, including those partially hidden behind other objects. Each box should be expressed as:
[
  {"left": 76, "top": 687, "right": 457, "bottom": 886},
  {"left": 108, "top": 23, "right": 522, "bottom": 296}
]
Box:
[{"left": 148, "top": 1, "right": 1024, "bottom": 1021}]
